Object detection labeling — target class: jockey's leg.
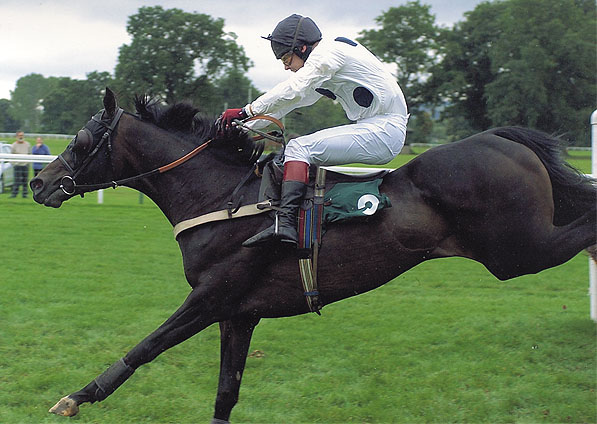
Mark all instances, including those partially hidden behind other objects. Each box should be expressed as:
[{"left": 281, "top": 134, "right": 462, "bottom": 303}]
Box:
[{"left": 243, "top": 160, "right": 308, "bottom": 247}]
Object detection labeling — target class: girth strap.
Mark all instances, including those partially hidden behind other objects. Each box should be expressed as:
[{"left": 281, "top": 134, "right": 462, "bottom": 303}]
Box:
[{"left": 173, "top": 200, "right": 274, "bottom": 239}]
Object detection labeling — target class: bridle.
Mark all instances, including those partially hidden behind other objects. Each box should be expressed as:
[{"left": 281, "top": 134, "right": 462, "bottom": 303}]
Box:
[
  {"left": 58, "top": 107, "right": 125, "bottom": 195},
  {"left": 57, "top": 109, "right": 284, "bottom": 196}
]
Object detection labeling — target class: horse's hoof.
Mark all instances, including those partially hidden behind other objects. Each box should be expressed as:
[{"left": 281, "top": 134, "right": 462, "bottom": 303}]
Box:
[{"left": 49, "top": 396, "right": 79, "bottom": 417}]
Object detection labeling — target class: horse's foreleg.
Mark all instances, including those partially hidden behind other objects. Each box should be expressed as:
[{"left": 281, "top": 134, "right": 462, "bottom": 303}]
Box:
[
  {"left": 49, "top": 284, "right": 225, "bottom": 417},
  {"left": 212, "top": 317, "right": 260, "bottom": 424},
  {"left": 49, "top": 359, "right": 134, "bottom": 416}
]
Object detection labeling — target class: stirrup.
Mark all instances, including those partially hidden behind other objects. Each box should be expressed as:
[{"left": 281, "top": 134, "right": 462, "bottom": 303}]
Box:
[
  {"left": 242, "top": 225, "right": 276, "bottom": 247},
  {"left": 242, "top": 214, "right": 298, "bottom": 248}
]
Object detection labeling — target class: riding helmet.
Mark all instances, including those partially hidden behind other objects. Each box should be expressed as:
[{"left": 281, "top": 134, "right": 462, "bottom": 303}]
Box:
[{"left": 262, "top": 14, "right": 322, "bottom": 60}]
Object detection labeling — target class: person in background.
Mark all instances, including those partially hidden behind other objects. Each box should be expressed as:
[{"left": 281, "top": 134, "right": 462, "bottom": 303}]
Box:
[
  {"left": 32, "top": 137, "right": 51, "bottom": 177},
  {"left": 219, "top": 14, "right": 408, "bottom": 247},
  {"left": 10, "top": 131, "right": 31, "bottom": 198}
]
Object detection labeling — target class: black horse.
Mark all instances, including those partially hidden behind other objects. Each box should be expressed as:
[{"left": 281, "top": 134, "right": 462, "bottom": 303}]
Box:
[{"left": 30, "top": 89, "right": 596, "bottom": 423}]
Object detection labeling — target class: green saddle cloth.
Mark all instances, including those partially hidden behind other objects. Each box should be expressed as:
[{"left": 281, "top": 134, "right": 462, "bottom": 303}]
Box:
[{"left": 323, "top": 179, "right": 391, "bottom": 223}]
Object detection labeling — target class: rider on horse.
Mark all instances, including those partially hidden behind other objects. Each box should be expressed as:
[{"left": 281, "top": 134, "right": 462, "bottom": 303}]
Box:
[{"left": 219, "top": 14, "right": 409, "bottom": 247}]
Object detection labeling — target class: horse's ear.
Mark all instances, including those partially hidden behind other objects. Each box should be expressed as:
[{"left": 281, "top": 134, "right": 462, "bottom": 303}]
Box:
[{"left": 103, "top": 87, "right": 118, "bottom": 117}]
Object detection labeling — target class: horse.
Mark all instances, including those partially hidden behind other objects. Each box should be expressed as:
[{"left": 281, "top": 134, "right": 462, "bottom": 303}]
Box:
[{"left": 30, "top": 88, "right": 596, "bottom": 423}]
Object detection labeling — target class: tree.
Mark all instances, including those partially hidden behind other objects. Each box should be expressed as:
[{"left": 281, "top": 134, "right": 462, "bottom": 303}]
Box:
[
  {"left": 114, "top": 6, "right": 252, "bottom": 109},
  {"left": 357, "top": 1, "right": 442, "bottom": 109},
  {"left": 10, "top": 73, "right": 54, "bottom": 132},
  {"left": 425, "top": 1, "right": 508, "bottom": 138},
  {"left": 427, "top": 0, "right": 596, "bottom": 143},
  {"left": 210, "top": 68, "right": 260, "bottom": 116},
  {"left": 41, "top": 78, "right": 83, "bottom": 134},
  {"left": 484, "top": 0, "right": 596, "bottom": 143},
  {"left": 85, "top": 71, "right": 114, "bottom": 97},
  {"left": 407, "top": 110, "right": 434, "bottom": 144},
  {"left": 0, "top": 99, "right": 21, "bottom": 132},
  {"left": 41, "top": 74, "right": 111, "bottom": 134}
]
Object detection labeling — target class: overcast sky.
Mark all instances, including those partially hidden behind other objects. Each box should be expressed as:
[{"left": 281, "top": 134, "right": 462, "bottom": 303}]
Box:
[{"left": 0, "top": 0, "right": 485, "bottom": 100}]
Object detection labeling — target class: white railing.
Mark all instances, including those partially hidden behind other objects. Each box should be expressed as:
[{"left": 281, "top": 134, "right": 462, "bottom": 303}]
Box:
[
  {"left": 0, "top": 153, "right": 57, "bottom": 163},
  {"left": 0, "top": 133, "right": 73, "bottom": 139}
]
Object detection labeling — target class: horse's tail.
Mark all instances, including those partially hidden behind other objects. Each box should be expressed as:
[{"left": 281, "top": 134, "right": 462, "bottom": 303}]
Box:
[{"left": 489, "top": 126, "right": 596, "bottom": 226}]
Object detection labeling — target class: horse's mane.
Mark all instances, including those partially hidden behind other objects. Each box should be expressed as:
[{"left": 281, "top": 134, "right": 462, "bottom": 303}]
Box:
[{"left": 133, "top": 95, "right": 263, "bottom": 165}]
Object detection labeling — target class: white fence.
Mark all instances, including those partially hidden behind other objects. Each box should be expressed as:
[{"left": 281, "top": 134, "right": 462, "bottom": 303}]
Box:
[
  {"left": 0, "top": 153, "right": 57, "bottom": 163},
  {"left": 0, "top": 133, "right": 73, "bottom": 139}
]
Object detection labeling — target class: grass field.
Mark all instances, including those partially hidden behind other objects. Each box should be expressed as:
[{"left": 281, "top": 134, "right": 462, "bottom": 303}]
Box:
[
  {"left": 0, "top": 136, "right": 595, "bottom": 423},
  {"left": 1, "top": 170, "right": 596, "bottom": 423}
]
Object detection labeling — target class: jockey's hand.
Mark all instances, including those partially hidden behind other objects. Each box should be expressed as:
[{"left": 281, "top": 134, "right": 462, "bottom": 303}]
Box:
[{"left": 218, "top": 108, "right": 247, "bottom": 132}]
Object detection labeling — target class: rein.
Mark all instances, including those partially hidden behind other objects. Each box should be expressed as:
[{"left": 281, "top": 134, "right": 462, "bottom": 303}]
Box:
[
  {"left": 59, "top": 112, "right": 285, "bottom": 195},
  {"left": 234, "top": 116, "right": 286, "bottom": 144}
]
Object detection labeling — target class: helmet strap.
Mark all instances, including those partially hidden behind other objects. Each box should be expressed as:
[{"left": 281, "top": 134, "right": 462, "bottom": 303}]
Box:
[{"left": 289, "top": 16, "right": 305, "bottom": 55}]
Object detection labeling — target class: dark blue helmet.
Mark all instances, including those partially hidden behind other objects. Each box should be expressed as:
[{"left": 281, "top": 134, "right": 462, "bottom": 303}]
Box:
[{"left": 262, "top": 14, "right": 322, "bottom": 60}]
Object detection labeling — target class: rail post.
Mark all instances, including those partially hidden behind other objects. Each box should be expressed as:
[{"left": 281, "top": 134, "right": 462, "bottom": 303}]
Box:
[{"left": 590, "top": 110, "right": 597, "bottom": 322}]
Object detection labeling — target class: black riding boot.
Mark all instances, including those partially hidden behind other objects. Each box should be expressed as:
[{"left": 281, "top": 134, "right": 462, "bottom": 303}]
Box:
[{"left": 243, "top": 180, "right": 307, "bottom": 248}]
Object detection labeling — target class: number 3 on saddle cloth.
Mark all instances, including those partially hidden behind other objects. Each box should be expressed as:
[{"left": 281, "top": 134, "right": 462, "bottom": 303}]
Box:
[{"left": 259, "top": 159, "right": 392, "bottom": 314}]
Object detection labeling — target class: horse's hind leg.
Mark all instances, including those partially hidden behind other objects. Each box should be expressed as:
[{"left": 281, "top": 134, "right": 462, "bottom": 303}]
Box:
[
  {"left": 212, "top": 317, "right": 260, "bottom": 424},
  {"left": 484, "top": 208, "right": 596, "bottom": 280},
  {"left": 546, "top": 209, "right": 596, "bottom": 264}
]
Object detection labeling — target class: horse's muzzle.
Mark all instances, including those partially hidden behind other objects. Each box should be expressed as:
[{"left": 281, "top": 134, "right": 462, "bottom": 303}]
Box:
[{"left": 30, "top": 176, "right": 71, "bottom": 208}]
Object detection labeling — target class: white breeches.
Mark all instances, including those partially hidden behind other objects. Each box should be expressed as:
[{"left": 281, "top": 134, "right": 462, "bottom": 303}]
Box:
[{"left": 283, "top": 114, "right": 407, "bottom": 166}]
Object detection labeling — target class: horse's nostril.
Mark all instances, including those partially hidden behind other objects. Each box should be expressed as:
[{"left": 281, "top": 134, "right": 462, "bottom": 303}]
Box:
[{"left": 30, "top": 178, "right": 43, "bottom": 191}]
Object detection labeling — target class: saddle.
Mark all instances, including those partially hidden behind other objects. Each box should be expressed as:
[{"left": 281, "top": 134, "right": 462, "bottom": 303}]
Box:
[
  {"left": 257, "top": 155, "right": 392, "bottom": 314},
  {"left": 258, "top": 155, "right": 390, "bottom": 209}
]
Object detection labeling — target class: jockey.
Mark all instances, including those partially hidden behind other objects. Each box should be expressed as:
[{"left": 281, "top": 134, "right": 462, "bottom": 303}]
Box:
[{"left": 219, "top": 14, "right": 409, "bottom": 248}]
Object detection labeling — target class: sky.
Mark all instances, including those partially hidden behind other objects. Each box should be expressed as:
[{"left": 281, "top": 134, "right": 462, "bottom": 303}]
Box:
[{"left": 0, "top": 0, "right": 485, "bottom": 100}]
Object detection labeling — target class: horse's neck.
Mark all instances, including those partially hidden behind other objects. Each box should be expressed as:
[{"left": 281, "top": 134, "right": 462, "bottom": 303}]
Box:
[{"left": 118, "top": 126, "right": 252, "bottom": 226}]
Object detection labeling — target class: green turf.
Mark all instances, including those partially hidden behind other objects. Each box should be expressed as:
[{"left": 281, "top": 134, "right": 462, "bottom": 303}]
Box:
[{"left": 0, "top": 186, "right": 595, "bottom": 423}]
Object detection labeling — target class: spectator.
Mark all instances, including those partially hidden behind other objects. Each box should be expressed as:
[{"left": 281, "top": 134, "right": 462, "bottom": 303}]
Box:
[
  {"left": 32, "top": 137, "right": 51, "bottom": 177},
  {"left": 10, "top": 131, "right": 31, "bottom": 198}
]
